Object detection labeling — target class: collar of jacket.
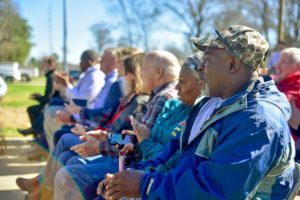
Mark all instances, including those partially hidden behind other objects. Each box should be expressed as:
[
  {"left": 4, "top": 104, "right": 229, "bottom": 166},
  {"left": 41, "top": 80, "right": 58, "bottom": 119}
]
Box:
[
  {"left": 180, "top": 95, "right": 247, "bottom": 151},
  {"left": 45, "top": 69, "right": 55, "bottom": 77},
  {"left": 179, "top": 77, "right": 264, "bottom": 151},
  {"left": 150, "top": 81, "right": 176, "bottom": 99}
]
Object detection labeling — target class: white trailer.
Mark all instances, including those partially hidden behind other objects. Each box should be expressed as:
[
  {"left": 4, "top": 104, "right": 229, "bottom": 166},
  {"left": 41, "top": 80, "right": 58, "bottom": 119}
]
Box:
[{"left": 0, "top": 62, "right": 21, "bottom": 82}]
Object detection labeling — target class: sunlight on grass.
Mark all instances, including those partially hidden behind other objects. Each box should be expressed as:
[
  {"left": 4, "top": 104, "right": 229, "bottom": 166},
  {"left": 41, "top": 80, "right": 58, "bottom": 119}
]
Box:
[{"left": 0, "top": 77, "right": 45, "bottom": 137}]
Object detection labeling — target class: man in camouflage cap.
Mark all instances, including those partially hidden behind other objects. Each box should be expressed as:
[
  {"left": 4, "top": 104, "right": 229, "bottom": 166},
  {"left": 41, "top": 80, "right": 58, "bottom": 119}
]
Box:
[
  {"left": 190, "top": 25, "right": 271, "bottom": 98},
  {"left": 192, "top": 25, "right": 269, "bottom": 70},
  {"left": 97, "top": 25, "right": 297, "bottom": 200}
]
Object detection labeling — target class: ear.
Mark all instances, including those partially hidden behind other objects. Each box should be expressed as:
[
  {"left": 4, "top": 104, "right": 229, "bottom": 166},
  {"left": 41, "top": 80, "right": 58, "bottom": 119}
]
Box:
[
  {"left": 228, "top": 57, "right": 242, "bottom": 74},
  {"left": 155, "top": 67, "right": 164, "bottom": 79}
]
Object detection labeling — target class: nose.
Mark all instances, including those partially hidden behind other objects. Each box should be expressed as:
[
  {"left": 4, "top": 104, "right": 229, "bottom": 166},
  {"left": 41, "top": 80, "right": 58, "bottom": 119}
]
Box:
[
  {"left": 175, "top": 82, "right": 180, "bottom": 90},
  {"left": 197, "top": 63, "right": 205, "bottom": 78},
  {"left": 197, "top": 63, "right": 205, "bottom": 72}
]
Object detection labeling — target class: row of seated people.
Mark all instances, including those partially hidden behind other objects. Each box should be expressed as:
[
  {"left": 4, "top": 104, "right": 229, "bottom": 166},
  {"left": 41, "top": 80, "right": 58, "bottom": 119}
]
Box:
[
  {"left": 18, "top": 47, "right": 142, "bottom": 159},
  {"left": 16, "top": 47, "right": 185, "bottom": 199},
  {"left": 16, "top": 25, "right": 300, "bottom": 199}
]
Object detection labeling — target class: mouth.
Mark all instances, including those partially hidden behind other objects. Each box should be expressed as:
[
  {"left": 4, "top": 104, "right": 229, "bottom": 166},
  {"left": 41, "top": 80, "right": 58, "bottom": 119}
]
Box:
[{"left": 177, "top": 92, "right": 183, "bottom": 99}]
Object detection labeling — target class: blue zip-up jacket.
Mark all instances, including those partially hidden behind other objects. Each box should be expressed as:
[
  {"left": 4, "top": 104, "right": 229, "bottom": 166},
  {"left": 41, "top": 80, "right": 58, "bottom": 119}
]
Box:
[{"left": 140, "top": 76, "right": 295, "bottom": 200}]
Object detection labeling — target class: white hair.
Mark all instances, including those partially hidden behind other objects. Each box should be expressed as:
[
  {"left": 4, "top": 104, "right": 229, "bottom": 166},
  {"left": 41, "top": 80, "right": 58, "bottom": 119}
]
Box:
[
  {"left": 281, "top": 47, "right": 300, "bottom": 65},
  {"left": 145, "top": 50, "right": 180, "bottom": 81}
]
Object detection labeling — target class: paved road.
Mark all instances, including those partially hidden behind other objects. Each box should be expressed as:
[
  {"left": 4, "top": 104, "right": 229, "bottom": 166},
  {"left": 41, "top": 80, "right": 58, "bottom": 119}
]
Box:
[{"left": 0, "top": 138, "right": 45, "bottom": 200}]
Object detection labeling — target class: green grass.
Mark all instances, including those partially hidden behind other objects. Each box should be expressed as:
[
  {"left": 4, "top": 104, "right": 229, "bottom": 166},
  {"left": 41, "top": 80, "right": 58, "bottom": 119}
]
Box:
[
  {"left": 4, "top": 84, "right": 44, "bottom": 107},
  {"left": 0, "top": 77, "right": 45, "bottom": 137},
  {"left": 1, "top": 127, "right": 24, "bottom": 137}
]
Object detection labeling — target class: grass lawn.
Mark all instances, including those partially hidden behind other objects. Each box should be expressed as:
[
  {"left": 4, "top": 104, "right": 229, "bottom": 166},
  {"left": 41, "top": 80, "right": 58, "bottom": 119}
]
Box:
[{"left": 0, "top": 77, "right": 45, "bottom": 137}]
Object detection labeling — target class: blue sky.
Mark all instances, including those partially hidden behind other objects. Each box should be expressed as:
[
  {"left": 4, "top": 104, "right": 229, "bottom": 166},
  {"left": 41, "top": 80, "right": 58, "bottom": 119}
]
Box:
[
  {"left": 13, "top": 0, "right": 186, "bottom": 65},
  {"left": 13, "top": 0, "right": 278, "bottom": 65},
  {"left": 13, "top": 0, "right": 112, "bottom": 64}
]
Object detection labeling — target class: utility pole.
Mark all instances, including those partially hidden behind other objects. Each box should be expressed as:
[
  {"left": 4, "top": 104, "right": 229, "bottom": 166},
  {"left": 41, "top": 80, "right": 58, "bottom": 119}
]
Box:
[
  {"left": 277, "top": 0, "right": 285, "bottom": 42},
  {"left": 48, "top": 0, "right": 53, "bottom": 55},
  {"left": 63, "top": 0, "right": 68, "bottom": 73}
]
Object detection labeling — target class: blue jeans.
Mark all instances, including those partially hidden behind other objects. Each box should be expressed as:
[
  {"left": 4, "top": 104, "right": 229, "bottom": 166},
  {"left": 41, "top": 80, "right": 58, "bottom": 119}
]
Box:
[
  {"left": 54, "top": 133, "right": 83, "bottom": 165},
  {"left": 42, "top": 133, "right": 84, "bottom": 188},
  {"left": 53, "top": 125, "right": 74, "bottom": 146},
  {"left": 55, "top": 156, "right": 119, "bottom": 200}
]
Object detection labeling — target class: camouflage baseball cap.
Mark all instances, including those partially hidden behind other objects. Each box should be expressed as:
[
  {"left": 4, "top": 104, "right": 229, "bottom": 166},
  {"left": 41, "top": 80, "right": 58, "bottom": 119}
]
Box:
[{"left": 191, "top": 25, "right": 269, "bottom": 70}]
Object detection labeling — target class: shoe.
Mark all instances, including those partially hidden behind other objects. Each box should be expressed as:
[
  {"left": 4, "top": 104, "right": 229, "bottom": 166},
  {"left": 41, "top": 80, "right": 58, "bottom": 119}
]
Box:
[
  {"left": 17, "top": 128, "right": 35, "bottom": 136},
  {"left": 16, "top": 176, "right": 39, "bottom": 192},
  {"left": 27, "top": 185, "right": 53, "bottom": 200},
  {"left": 27, "top": 151, "right": 43, "bottom": 161}
]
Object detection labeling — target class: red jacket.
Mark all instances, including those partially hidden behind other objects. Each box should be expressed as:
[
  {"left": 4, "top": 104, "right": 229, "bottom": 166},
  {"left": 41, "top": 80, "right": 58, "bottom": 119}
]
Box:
[{"left": 276, "top": 71, "right": 300, "bottom": 141}]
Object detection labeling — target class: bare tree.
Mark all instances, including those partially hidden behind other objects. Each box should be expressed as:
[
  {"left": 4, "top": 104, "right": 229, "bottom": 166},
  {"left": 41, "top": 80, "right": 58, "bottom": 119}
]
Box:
[
  {"left": 91, "top": 0, "right": 300, "bottom": 55},
  {"left": 91, "top": 24, "right": 113, "bottom": 54},
  {"left": 242, "top": 0, "right": 277, "bottom": 42},
  {"left": 129, "top": 1, "right": 161, "bottom": 50},
  {"left": 103, "top": 0, "right": 161, "bottom": 50},
  {"left": 212, "top": 0, "right": 277, "bottom": 43},
  {"left": 152, "top": 0, "right": 218, "bottom": 50},
  {"left": 285, "top": 0, "right": 300, "bottom": 46}
]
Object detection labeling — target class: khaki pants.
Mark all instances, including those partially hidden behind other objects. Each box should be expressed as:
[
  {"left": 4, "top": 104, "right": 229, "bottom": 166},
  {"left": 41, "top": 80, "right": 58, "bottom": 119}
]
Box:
[{"left": 43, "top": 105, "right": 65, "bottom": 152}]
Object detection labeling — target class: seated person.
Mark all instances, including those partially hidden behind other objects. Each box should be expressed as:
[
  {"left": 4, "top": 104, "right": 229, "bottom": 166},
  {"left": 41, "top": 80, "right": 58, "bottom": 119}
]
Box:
[
  {"left": 43, "top": 50, "right": 105, "bottom": 152},
  {"left": 23, "top": 71, "right": 71, "bottom": 161},
  {"left": 99, "top": 25, "right": 296, "bottom": 200},
  {"left": 275, "top": 47, "right": 300, "bottom": 160},
  {"left": 17, "top": 56, "right": 57, "bottom": 136}
]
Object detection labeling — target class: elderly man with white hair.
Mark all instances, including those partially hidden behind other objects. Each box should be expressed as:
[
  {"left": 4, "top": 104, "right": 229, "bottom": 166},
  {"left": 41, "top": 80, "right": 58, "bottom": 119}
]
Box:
[
  {"left": 276, "top": 47, "right": 300, "bottom": 161},
  {"left": 138, "top": 50, "right": 180, "bottom": 128}
]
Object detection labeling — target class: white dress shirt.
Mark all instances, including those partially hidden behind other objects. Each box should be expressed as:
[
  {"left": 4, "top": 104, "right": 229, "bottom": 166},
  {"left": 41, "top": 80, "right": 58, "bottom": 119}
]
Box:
[{"left": 65, "top": 64, "right": 105, "bottom": 108}]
